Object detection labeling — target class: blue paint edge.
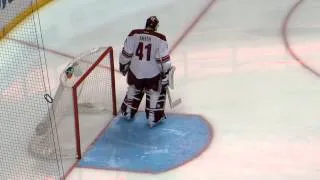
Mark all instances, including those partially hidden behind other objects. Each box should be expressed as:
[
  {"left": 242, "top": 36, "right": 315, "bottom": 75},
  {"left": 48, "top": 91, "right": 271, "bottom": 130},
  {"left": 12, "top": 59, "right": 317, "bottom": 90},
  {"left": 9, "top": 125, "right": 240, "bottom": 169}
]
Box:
[{"left": 76, "top": 113, "right": 214, "bottom": 174}]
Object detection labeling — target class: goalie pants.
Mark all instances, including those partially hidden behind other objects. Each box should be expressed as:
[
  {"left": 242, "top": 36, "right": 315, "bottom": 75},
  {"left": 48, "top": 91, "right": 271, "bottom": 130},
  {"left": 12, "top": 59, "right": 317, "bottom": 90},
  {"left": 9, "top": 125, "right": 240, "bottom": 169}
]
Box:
[{"left": 120, "top": 70, "right": 166, "bottom": 122}]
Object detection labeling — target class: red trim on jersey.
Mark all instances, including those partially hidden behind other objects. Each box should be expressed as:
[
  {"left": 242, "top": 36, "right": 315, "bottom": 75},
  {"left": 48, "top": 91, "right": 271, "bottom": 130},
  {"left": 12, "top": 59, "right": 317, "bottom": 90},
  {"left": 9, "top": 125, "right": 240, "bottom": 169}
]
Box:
[
  {"left": 128, "top": 29, "right": 167, "bottom": 41},
  {"left": 122, "top": 48, "right": 133, "bottom": 58},
  {"left": 156, "top": 55, "right": 170, "bottom": 63}
]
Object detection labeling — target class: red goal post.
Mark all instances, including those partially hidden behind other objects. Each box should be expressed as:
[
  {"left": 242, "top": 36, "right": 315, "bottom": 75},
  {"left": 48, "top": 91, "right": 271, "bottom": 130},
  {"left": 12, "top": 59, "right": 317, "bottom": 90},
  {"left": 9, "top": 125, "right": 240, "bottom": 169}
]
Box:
[
  {"left": 72, "top": 46, "right": 117, "bottom": 159},
  {"left": 30, "top": 46, "right": 117, "bottom": 160}
]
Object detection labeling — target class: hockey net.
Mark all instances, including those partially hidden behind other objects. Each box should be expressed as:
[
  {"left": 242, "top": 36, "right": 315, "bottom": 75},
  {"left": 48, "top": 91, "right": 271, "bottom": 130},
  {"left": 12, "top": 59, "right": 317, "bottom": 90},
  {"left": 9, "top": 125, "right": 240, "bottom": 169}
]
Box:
[{"left": 29, "top": 47, "right": 117, "bottom": 160}]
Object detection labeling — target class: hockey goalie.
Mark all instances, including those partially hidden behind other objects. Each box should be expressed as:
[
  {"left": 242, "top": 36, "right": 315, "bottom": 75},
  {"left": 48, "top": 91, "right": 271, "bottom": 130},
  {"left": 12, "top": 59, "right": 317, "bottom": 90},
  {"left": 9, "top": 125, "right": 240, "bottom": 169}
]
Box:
[{"left": 118, "top": 16, "right": 177, "bottom": 128}]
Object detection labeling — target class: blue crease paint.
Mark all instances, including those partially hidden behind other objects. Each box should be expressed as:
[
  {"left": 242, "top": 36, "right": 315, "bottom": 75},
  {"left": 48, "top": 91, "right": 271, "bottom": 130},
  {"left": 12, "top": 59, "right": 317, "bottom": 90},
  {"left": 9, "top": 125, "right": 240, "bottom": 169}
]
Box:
[{"left": 78, "top": 112, "right": 213, "bottom": 174}]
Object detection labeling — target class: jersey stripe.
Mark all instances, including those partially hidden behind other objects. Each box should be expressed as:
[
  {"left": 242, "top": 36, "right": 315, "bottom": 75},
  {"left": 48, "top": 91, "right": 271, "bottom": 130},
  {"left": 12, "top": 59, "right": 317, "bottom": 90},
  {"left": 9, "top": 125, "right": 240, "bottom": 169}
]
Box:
[
  {"left": 122, "top": 48, "right": 133, "bottom": 58},
  {"left": 156, "top": 55, "right": 170, "bottom": 63}
]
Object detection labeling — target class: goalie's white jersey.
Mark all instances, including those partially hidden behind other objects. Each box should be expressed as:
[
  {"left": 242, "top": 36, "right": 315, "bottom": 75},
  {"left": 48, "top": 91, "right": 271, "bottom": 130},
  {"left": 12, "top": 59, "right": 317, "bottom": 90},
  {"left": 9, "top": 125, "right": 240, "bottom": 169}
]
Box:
[{"left": 119, "top": 29, "right": 171, "bottom": 79}]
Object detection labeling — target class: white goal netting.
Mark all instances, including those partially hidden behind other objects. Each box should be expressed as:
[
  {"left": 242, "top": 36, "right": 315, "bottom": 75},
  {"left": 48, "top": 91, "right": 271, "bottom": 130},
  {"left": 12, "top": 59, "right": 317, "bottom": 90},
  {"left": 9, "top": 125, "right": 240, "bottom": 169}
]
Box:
[{"left": 29, "top": 47, "right": 117, "bottom": 160}]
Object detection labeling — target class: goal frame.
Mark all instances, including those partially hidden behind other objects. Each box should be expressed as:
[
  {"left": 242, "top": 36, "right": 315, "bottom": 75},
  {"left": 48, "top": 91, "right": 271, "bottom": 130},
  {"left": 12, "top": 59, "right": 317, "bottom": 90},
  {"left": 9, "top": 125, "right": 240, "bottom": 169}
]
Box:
[{"left": 72, "top": 46, "right": 117, "bottom": 159}]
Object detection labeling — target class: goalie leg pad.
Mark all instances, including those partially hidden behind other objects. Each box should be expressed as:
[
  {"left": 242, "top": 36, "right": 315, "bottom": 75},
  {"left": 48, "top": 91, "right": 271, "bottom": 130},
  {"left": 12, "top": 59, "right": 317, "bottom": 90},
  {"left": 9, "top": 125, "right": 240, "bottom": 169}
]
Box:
[
  {"left": 145, "top": 88, "right": 167, "bottom": 126},
  {"left": 120, "top": 85, "right": 144, "bottom": 119}
]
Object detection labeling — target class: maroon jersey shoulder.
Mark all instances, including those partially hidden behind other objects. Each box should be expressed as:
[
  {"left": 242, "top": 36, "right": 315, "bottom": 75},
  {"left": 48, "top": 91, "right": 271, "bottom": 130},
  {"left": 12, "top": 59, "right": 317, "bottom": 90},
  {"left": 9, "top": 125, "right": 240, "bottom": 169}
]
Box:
[{"left": 128, "top": 29, "right": 167, "bottom": 41}]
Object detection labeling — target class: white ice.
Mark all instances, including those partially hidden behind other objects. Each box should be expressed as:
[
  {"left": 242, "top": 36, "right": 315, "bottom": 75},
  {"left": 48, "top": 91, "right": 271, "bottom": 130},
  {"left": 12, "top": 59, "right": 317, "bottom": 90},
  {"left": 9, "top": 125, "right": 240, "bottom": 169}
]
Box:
[{"left": 1, "top": 0, "right": 320, "bottom": 179}]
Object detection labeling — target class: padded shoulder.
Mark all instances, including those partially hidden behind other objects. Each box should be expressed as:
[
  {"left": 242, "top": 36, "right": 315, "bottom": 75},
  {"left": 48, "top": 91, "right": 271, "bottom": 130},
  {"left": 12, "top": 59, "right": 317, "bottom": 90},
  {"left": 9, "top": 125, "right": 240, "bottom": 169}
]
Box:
[{"left": 128, "top": 29, "right": 167, "bottom": 41}]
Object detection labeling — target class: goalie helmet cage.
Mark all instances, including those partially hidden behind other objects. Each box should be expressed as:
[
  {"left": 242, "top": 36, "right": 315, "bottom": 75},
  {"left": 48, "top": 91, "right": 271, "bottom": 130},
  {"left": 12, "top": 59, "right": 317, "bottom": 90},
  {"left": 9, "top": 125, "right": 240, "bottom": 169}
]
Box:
[{"left": 30, "top": 47, "right": 117, "bottom": 160}]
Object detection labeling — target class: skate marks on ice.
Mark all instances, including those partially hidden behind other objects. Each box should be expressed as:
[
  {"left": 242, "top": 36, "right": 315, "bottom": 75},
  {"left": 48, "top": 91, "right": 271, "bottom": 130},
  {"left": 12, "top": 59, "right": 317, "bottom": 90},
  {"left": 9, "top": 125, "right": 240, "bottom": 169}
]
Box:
[{"left": 77, "top": 112, "right": 213, "bottom": 174}]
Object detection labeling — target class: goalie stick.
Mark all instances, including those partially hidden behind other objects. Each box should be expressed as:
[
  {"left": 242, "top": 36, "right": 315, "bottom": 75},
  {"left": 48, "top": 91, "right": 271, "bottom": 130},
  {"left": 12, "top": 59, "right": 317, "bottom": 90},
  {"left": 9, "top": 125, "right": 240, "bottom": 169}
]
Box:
[
  {"left": 163, "top": 65, "right": 182, "bottom": 109},
  {"left": 167, "top": 87, "right": 182, "bottom": 108}
]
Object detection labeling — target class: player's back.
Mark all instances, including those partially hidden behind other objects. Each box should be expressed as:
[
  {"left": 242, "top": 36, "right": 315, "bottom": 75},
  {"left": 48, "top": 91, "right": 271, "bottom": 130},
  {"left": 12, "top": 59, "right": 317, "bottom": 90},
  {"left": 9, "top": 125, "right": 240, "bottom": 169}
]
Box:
[{"left": 126, "top": 29, "right": 168, "bottom": 79}]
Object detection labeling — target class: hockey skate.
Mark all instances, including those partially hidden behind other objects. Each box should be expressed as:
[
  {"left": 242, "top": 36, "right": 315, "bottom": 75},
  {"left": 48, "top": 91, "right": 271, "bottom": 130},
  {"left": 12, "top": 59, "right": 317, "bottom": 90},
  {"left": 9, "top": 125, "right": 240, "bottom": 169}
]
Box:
[
  {"left": 148, "top": 115, "right": 166, "bottom": 128},
  {"left": 119, "top": 111, "right": 135, "bottom": 121}
]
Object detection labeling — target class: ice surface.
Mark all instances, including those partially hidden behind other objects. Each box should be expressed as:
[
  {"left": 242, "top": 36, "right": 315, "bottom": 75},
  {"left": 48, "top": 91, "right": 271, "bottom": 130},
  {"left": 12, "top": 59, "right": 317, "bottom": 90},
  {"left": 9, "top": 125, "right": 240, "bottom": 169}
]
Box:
[{"left": 1, "top": 0, "right": 320, "bottom": 179}]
